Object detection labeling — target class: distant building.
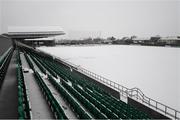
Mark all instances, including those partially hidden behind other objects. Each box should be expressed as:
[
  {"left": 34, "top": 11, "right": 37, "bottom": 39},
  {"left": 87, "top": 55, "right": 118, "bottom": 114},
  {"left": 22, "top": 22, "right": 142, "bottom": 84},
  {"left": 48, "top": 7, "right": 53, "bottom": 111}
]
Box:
[
  {"left": 103, "top": 39, "right": 112, "bottom": 44},
  {"left": 23, "top": 38, "right": 56, "bottom": 47},
  {"left": 159, "top": 37, "right": 180, "bottom": 46},
  {"left": 132, "top": 37, "right": 151, "bottom": 44},
  {"left": 3, "top": 27, "right": 65, "bottom": 47}
]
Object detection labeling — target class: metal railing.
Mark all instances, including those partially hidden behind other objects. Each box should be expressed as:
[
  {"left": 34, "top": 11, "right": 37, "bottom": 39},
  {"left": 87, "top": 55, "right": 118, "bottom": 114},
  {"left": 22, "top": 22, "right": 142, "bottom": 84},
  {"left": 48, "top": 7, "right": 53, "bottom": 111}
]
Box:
[
  {"left": 127, "top": 87, "right": 180, "bottom": 119},
  {"left": 54, "top": 56, "right": 180, "bottom": 120}
]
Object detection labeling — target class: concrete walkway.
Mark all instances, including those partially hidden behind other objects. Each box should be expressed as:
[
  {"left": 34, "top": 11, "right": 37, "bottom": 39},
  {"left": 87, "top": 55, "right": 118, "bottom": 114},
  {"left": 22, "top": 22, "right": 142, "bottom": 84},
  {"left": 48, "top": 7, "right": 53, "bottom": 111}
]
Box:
[
  {"left": 0, "top": 50, "right": 18, "bottom": 119},
  {"left": 20, "top": 53, "right": 54, "bottom": 119}
]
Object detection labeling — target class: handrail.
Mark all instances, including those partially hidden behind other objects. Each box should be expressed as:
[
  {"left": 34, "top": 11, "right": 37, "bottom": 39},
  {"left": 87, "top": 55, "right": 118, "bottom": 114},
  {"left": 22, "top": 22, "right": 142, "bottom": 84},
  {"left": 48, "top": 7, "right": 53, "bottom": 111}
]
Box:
[
  {"left": 126, "top": 87, "right": 180, "bottom": 119},
  {"left": 52, "top": 55, "right": 180, "bottom": 120},
  {"left": 0, "top": 47, "right": 13, "bottom": 65},
  {"left": 0, "top": 47, "right": 13, "bottom": 71}
]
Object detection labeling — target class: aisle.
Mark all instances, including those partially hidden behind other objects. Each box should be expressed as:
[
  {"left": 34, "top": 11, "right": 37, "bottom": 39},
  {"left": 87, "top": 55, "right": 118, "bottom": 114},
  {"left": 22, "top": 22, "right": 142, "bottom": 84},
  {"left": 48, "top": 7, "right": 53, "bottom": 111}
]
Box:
[{"left": 20, "top": 53, "right": 54, "bottom": 119}]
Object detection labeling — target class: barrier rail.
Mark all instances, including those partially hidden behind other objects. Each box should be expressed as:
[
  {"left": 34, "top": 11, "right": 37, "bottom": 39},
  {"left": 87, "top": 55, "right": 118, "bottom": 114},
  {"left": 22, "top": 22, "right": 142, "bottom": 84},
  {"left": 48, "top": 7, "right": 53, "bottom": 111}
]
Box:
[
  {"left": 127, "top": 87, "right": 180, "bottom": 119},
  {"left": 0, "top": 47, "right": 12, "bottom": 63}
]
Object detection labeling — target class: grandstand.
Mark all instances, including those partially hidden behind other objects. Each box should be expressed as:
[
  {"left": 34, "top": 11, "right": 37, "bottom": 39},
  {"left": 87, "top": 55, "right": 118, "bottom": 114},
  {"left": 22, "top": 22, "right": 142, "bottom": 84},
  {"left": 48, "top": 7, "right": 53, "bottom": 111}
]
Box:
[
  {"left": 5, "top": 31, "right": 64, "bottom": 39},
  {"left": 0, "top": 33, "right": 179, "bottom": 119}
]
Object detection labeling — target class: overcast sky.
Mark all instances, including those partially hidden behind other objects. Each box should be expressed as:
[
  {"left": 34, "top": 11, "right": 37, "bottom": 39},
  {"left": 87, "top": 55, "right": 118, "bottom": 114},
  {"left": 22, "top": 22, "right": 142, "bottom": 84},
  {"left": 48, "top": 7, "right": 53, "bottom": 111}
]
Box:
[{"left": 0, "top": 0, "right": 179, "bottom": 39}]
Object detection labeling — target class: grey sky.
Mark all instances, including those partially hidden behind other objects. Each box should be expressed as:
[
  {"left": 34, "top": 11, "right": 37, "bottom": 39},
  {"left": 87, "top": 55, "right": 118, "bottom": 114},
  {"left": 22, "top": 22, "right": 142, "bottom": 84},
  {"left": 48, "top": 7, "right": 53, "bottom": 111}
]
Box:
[{"left": 0, "top": 0, "right": 179, "bottom": 39}]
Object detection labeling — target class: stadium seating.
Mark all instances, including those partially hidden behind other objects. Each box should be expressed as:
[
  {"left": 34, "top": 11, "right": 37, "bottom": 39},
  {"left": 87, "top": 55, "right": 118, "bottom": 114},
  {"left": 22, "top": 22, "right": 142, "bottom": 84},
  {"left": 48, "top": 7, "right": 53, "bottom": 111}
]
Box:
[
  {"left": 24, "top": 52, "right": 68, "bottom": 119},
  {"left": 47, "top": 74, "right": 92, "bottom": 119},
  {"left": 16, "top": 49, "right": 31, "bottom": 119},
  {"left": 19, "top": 45, "right": 151, "bottom": 119},
  {"left": 29, "top": 55, "right": 46, "bottom": 74},
  {"left": 33, "top": 71, "right": 67, "bottom": 119},
  {"left": 61, "top": 79, "right": 108, "bottom": 119}
]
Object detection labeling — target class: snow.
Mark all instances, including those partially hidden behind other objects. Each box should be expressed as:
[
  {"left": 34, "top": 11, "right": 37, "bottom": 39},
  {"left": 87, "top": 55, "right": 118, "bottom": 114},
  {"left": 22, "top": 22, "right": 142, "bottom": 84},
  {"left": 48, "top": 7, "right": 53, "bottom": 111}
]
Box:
[{"left": 38, "top": 45, "right": 180, "bottom": 111}]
